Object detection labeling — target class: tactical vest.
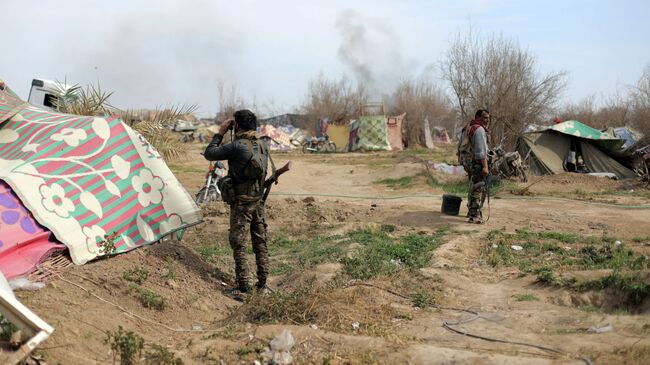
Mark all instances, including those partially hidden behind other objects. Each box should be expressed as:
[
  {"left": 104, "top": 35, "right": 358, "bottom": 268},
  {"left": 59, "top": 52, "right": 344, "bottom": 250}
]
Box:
[{"left": 233, "top": 138, "right": 270, "bottom": 202}]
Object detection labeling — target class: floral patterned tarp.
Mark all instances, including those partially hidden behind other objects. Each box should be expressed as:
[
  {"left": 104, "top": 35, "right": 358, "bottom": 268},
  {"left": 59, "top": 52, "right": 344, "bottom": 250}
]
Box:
[
  {"left": 0, "top": 89, "right": 201, "bottom": 266},
  {"left": 0, "top": 180, "right": 63, "bottom": 279}
]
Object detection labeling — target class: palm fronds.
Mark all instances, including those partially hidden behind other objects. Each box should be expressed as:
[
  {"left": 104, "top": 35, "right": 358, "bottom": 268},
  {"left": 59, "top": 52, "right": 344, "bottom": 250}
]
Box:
[
  {"left": 52, "top": 82, "right": 115, "bottom": 116},
  {"left": 120, "top": 104, "right": 198, "bottom": 161}
]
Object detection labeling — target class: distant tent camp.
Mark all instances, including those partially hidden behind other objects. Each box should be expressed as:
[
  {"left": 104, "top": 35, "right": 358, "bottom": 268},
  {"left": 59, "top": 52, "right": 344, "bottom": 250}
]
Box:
[{"left": 518, "top": 120, "right": 637, "bottom": 179}]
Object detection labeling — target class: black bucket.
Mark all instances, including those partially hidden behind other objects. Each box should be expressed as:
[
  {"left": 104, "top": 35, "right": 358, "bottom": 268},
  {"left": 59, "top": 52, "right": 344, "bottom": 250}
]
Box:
[{"left": 441, "top": 194, "right": 462, "bottom": 216}]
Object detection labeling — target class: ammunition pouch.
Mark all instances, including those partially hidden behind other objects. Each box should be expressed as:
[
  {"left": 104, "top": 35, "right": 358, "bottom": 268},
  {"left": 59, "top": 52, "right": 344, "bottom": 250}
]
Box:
[{"left": 217, "top": 176, "right": 236, "bottom": 205}]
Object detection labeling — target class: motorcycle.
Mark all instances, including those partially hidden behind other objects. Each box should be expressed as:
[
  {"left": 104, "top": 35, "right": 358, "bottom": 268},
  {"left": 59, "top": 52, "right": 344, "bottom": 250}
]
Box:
[
  {"left": 181, "top": 131, "right": 195, "bottom": 143},
  {"left": 299, "top": 135, "right": 337, "bottom": 153},
  {"left": 195, "top": 157, "right": 227, "bottom": 204},
  {"left": 489, "top": 146, "right": 528, "bottom": 182},
  {"left": 633, "top": 146, "right": 650, "bottom": 185}
]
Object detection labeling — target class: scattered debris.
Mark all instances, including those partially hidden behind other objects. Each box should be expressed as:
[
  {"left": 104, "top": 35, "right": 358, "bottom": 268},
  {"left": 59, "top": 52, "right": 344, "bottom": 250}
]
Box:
[
  {"left": 9, "top": 278, "right": 45, "bottom": 291},
  {"left": 587, "top": 323, "right": 613, "bottom": 334},
  {"left": 261, "top": 329, "right": 294, "bottom": 365},
  {"left": 308, "top": 324, "right": 318, "bottom": 330},
  {"left": 351, "top": 322, "right": 360, "bottom": 331},
  {"left": 511, "top": 245, "right": 524, "bottom": 251}
]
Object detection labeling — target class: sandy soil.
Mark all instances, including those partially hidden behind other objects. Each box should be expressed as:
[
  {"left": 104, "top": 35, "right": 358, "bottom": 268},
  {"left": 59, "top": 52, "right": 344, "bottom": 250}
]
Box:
[{"left": 14, "top": 144, "right": 650, "bottom": 365}]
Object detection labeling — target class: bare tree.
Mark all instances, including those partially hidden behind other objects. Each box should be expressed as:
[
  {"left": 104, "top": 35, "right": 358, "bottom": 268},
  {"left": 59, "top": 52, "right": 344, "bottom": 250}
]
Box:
[
  {"left": 302, "top": 73, "right": 368, "bottom": 127},
  {"left": 442, "top": 29, "right": 567, "bottom": 144},
  {"left": 560, "top": 93, "right": 631, "bottom": 129},
  {"left": 215, "top": 80, "right": 251, "bottom": 122},
  {"left": 629, "top": 63, "right": 650, "bottom": 135},
  {"left": 388, "top": 77, "right": 454, "bottom": 146}
]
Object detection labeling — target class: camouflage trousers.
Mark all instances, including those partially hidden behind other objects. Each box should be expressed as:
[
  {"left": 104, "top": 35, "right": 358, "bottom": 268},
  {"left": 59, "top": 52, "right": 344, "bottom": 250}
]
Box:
[
  {"left": 464, "top": 160, "right": 487, "bottom": 218},
  {"left": 229, "top": 199, "right": 269, "bottom": 291}
]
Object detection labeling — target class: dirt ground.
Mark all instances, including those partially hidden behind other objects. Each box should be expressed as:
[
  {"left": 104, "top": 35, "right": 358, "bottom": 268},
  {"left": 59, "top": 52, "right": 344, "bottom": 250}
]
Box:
[{"left": 14, "top": 144, "right": 650, "bottom": 365}]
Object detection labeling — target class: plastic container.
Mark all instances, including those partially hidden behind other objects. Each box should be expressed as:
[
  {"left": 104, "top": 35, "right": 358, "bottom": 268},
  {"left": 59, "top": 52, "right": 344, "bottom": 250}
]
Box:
[{"left": 441, "top": 194, "right": 462, "bottom": 215}]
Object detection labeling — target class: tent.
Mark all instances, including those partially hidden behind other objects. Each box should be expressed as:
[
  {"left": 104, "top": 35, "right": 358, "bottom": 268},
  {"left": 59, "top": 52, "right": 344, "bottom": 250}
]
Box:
[
  {"left": 258, "top": 124, "right": 298, "bottom": 152},
  {"left": 386, "top": 113, "right": 405, "bottom": 151},
  {"left": 347, "top": 115, "right": 392, "bottom": 152},
  {"left": 602, "top": 126, "right": 643, "bottom": 150},
  {"left": 326, "top": 123, "right": 351, "bottom": 152},
  {"left": 518, "top": 120, "right": 637, "bottom": 179},
  {"left": 0, "top": 83, "right": 201, "bottom": 277}
]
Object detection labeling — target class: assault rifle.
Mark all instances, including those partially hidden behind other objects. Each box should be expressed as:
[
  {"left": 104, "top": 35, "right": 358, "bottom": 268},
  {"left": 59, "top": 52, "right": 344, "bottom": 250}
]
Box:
[{"left": 262, "top": 161, "right": 291, "bottom": 202}]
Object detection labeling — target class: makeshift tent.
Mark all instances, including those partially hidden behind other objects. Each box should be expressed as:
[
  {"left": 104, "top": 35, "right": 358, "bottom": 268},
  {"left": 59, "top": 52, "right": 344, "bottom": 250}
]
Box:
[
  {"left": 432, "top": 126, "right": 451, "bottom": 144},
  {"left": 327, "top": 123, "right": 351, "bottom": 152},
  {"left": 258, "top": 124, "right": 297, "bottom": 152},
  {"left": 602, "top": 126, "right": 643, "bottom": 150},
  {"left": 518, "top": 120, "right": 637, "bottom": 179},
  {"left": 386, "top": 114, "right": 405, "bottom": 151},
  {"left": 0, "top": 84, "right": 201, "bottom": 274},
  {"left": 348, "top": 116, "right": 391, "bottom": 152}
]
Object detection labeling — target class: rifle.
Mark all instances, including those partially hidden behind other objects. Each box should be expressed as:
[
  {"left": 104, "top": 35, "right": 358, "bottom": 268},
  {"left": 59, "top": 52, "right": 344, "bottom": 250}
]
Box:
[{"left": 262, "top": 161, "right": 291, "bottom": 202}]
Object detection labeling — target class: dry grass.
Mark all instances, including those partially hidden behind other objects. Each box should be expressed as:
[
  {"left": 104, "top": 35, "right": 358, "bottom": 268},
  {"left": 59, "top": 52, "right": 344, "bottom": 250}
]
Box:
[{"left": 228, "top": 278, "right": 403, "bottom": 336}]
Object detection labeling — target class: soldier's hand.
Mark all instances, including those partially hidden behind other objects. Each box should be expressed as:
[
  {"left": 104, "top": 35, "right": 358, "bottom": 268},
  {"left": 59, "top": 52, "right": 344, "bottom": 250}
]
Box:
[
  {"left": 218, "top": 119, "right": 233, "bottom": 135},
  {"left": 482, "top": 166, "right": 489, "bottom": 176}
]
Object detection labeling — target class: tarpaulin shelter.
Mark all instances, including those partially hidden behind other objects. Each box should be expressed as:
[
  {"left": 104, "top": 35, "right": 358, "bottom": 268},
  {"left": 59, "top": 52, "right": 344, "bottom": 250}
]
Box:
[
  {"left": 347, "top": 115, "right": 391, "bottom": 152},
  {"left": 258, "top": 124, "right": 297, "bottom": 152},
  {"left": 386, "top": 113, "right": 405, "bottom": 151},
  {"left": 0, "top": 83, "right": 201, "bottom": 277},
  {"left": 518, "top": 120, "right": 637, "bottom": 179},
  {"left": 601, "top": 126, "right": 643, "bottom": 150},
  {"left": 326, "top": 123, "right": 351, "bottom": 152}
]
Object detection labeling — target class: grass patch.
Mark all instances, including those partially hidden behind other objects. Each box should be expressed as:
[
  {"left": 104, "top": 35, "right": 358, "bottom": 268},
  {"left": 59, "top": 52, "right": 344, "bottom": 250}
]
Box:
[
  {"left": 269, "top": 235, "right": 346, "bottom": 271},
  {"left": 512, "top": 293, "right": 539, "bottom": 302},
  {"left": 374, "top": 176, "right": 414, "bottom": 189},
  {"left": 144, "top": 344, "right": 184, "bottom": 365},
  {"left": 230, "top": 278, "right": 400, "bottom": 335},
  {"left": 195, "top": 245, "right": 231, "bottom": 263},
  {"left": 411, "top": 292, "right": 435, "bottom": 308},
  {"left": 484, "top": 229, "right": 641, "bottom": 275},
  {"left": 577, "top": 272, "right": 650, "bottom": 306},
  {"left": 162, "top": 257, "right": 176, "bottom": 280},
  {"left": 129, "top": 284, "right": 168, "bottom": 311},
  {"left": 105, "top": 326, "right": 145, "bottom": 365},
  {"left": 0, "top": 314, "right": 18, "bottom": 341},
  {"left": 122, "top": 267, "right": 150, "bottom": 285},
  {"left": 484, "top": 228, "right": 650, "bottom": 310},
  {"left": 340, "top": 228, "right": 446, "bottom": 280}
]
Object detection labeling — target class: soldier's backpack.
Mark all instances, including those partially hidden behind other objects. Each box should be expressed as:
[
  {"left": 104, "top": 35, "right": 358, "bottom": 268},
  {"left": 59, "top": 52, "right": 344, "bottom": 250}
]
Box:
[
  {"left": 457, "top": 125, "right": 473, "bottom": 166},
  {"left": 241, "top": 139, "right": 268, "bottom": 181}
]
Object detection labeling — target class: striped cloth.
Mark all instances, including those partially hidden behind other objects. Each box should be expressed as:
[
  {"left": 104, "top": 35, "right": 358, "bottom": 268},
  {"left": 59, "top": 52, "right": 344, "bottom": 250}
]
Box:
[{"left": 0, "top": 101, "right": 201, "bottom": 264}]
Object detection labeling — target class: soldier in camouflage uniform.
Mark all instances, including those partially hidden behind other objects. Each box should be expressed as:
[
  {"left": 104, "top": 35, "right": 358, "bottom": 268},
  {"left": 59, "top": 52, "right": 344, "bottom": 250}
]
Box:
[
  {"left": 204, "top": 110, "right": 271, "bottom": 294},
  {"left": 457, "top": 109, "right": 491, "bottom": 224}
]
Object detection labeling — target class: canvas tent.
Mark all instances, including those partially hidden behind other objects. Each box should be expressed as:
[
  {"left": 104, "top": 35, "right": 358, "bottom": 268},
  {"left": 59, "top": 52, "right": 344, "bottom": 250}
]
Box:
[
  {"left": 0, "top": 83, "right": 201, "bottom": 278},
  {"left": 518, "top": 120, "right": 637, "bottom": 179}
]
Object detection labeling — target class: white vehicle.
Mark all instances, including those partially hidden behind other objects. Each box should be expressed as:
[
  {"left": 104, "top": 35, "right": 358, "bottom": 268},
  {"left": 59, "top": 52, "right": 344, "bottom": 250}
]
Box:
[
  {"left": 27, "top": 79, "right": 74, "bottom": 111},
  {"left": 172, "top": 120, "right": 197, "bottom": 132}
]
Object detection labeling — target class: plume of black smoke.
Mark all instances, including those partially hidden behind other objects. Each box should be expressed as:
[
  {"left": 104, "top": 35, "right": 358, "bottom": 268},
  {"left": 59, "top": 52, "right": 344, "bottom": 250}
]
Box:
[{"left": 335, "top": 9, "right": 406, "bottom": 100}]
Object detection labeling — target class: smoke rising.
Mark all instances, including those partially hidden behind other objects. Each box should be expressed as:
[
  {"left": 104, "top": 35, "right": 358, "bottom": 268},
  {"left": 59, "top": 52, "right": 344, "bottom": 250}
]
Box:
[{"left": 335, "top": 9, "right": 406, "bottom": 99}]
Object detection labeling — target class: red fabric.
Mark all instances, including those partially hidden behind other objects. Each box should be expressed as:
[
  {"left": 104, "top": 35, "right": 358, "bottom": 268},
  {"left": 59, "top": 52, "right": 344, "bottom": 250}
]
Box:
[
  {"left": 0, "top": 180, "right": 64, "bottom": 279},
  {"left": 467, "top": 117, "right": 488, "bottom": 139}
]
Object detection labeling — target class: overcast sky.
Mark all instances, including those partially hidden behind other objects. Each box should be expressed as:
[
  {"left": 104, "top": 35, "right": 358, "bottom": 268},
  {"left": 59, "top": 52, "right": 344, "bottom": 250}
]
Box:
[{"left": 2, "top": 0, "right": 649, "bottom": 117}]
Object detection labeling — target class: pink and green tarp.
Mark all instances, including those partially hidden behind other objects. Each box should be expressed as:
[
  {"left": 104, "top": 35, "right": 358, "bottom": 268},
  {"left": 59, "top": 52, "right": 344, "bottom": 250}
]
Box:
[{"left": 0, "top": 84, "right": 201, "bottom": 278}]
